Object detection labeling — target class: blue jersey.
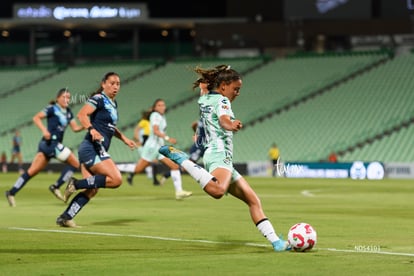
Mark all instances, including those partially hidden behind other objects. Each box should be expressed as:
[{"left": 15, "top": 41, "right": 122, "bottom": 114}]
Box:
[
  {"left": 194, "top": 119, "right": 206, "bottom": 149},
  {"left": 12, "top": 136, "right": 21, "bottom": 152},
  {"left": 42, "top": 104, "right": 74, "bottom": 142},
  {"left": 85, "top": 92, "right": 118, "bottom": 151}
]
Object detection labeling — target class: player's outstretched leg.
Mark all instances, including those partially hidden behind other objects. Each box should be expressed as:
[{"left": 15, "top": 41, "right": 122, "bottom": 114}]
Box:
[{"left": 159, "top": 146, "right": 189, "bottom": 165}]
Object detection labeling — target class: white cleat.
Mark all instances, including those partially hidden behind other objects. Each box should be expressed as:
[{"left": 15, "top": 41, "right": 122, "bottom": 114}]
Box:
[
  {"left": 175, "top": 190, "right": 192, "bottom": 200},
  {"left": 5, "top": 191, "right": 16, "bottom": 207}
]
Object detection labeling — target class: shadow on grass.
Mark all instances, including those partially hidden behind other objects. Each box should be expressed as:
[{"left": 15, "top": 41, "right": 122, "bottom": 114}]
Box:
[{"left": 91, "top": 218, "right": 143, "bottom": 226}]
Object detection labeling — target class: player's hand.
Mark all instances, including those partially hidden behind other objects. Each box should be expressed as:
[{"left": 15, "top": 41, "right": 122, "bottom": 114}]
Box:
[
  {"left": 90, "top": 129, "right": 103, "bottom": 142},
  {"left": 124, "top": 138, "right": 137, "bottom": 150},
  {"left": 43, "top": 130, "right": 51, "bottom": 140},
  {"left": 167, "top": 137, "right": 177, "bottom": 144},
  {"left": 232, "top": 120, "right": 243, "bottom": 132}
]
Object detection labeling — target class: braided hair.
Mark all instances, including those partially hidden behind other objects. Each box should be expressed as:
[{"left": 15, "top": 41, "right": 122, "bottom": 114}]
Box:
[{"left": 192, "top": 65, "right": 241, "bottom": 91}]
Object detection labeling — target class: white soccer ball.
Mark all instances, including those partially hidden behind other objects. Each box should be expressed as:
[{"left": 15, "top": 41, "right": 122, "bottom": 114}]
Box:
[{"left": 288, "top": 222, "right": 317, "bottom": 252}]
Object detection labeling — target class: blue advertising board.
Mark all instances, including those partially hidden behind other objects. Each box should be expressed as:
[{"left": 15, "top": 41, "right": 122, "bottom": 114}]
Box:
[{"left": 283, "top": 161, "right": 384, "bottom": 179}]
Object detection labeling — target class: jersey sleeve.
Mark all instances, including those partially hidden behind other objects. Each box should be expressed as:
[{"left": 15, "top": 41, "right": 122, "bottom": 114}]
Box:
[
  {"left": 87, "top": 94, "right": 102, "bottom": 110},
  {"left": 67, "top": 108, "right": 74, "bottom": 122},
  {"left": 150, "top": 112, "right": 162, "bottom": 126},
  {"left": 42, "top": 105, "right": 54, "bottom": 117},
  {"left": 215, "top": 96, "right": 233, "bottom": 118}
]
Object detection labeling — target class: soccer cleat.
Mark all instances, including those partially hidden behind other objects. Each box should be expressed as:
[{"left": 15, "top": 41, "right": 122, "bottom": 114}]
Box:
[
  {"left": 126, "top": 173, "right": 134, "bottom": 185},
  {"left": 175, "top": 190, "right": 192, "bottom": 200},
  {"left": 56, "top": 216, "right": 77, "bottom": 228},
  {"left": 49, "top": 185, "right": 64, "bottom": 202},
  {"left": 63, "top": 177, "right": 77, "bottom": 203},
  {"left": 159, "top": 176, "right": 167, "bottom": 186},
  {"left": 159, "top": 146, "right": 189, "bottom": 165},
  {"left": 272, "top": 239, "right": 292, "bottom": 252},
  {"left": 5, "top": 191, "right": 16, "bottom": 207}
]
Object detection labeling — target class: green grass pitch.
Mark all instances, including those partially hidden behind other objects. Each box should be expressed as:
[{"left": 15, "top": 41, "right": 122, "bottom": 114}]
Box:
[{"left": 1, "top": 172, "right": 413, "bottom": 275}]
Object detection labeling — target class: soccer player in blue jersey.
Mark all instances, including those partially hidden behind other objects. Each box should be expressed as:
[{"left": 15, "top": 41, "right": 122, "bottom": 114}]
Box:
[
  {"left": 188, "top": 80, "right": 208, "bottom": 162},
  {"left": 10, "top": 129, "right": 23, "bottom": 173},
  {"left": 56, "top": 72, "right": 136, "bottom": 227},
  {"left": 5, "top": 88, "right": 84, "bottom": 207},
  {"left": 160, "top": 65, "right": 291, "bottom": 252}
]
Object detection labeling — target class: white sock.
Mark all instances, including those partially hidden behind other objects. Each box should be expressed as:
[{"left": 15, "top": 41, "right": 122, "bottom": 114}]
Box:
[
  {"left": 145, "top": 166, "right": 152, "bottom": 179},
  {"left": 181, "top": 160, "right": 213, "bottom": 189},
  {"left": 256, "top": 219, "right": 279, "bottom": 244},
  {"left": 170, "top": 169, "right": 182, "bottom": 192}
]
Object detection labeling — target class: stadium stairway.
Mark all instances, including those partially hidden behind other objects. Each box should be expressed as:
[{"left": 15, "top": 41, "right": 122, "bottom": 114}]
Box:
[
  {"left": 242, "top": 51, "right": 392, "bottom": 128},
  {"left": 0, "top": 66, "right": 61, "bottom": 99}
]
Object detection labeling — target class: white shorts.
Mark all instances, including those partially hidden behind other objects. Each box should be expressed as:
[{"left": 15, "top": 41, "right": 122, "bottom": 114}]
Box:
[{"left": 141, "top": 144, "right": 164, "bottom": 162}]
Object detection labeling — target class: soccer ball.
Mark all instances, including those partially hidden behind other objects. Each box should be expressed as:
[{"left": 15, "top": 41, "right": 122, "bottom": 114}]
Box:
[{"left": 287, "top": 222, "right": 317, "bottom": 252}]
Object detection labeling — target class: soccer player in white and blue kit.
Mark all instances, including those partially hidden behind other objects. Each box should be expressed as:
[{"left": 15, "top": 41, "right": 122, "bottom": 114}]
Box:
[
  {"left": 160, "top": 65, "right": 291, "bottom": 252},
  {"left": 56, "top": 72, "right": 136, "bottom": 227},
  {"left": 5, "top": 88, "right": 84, "bottom": 207}
]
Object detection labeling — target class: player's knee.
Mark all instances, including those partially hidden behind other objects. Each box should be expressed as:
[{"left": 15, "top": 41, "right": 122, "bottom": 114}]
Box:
[
  {"left": 209, "top": 186, "right": 226, "bottom": 199},
  {"left": 107, "top": 173, "right": 123, "bottom": 188},
  {"left": 204, "top": 177, "right": 227, "bottom": 199},
  {"left": 112, "top": 176, "right": 123, "bottom": 187},
  {"left": 211, "top": 193, "right": 225, "bottom": 199}
]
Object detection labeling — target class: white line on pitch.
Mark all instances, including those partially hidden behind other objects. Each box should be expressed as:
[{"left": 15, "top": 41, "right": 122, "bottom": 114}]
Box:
[
  {"left": 301, "top": 190, "right": 315, "bottom": 197},
  {"left": 8, "top": 227, "right": 267, "bottom": 248},
  {"left": 324, "top": 248, "right": 414, "bottom": 257},
  {"left": 7, "top": 227, "right": 414, "bottom": 257}
]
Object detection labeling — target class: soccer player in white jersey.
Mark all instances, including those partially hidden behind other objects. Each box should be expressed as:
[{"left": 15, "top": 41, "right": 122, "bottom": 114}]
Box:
[
  {"left": 127, "top": 98, "right": 192, "bottom": 200},
  {"left": 160, "top": 65, "right": 291, "bottom": 252}
]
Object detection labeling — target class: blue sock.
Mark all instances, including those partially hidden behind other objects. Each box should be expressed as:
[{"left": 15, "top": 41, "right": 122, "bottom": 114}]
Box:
[
  {"left": 74, "top": 175, "right": 106, "bottom": 189},
  {"left": 60, "top": 192, "right": 90, "bottom": 220},
  {"left": 9, "top": 172, "right": 31, "bottom": 195},
  {"left": 54, "top": 165, "right": 76, "bottom": 189}
]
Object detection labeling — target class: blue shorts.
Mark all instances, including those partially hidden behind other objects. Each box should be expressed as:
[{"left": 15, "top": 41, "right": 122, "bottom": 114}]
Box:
[
  {"left": 189, "top": 143, "right": 205, "bottom": 162},
  {"left": 38, "top": 140, "right": 71, "bottom": 161},
  {"left": 78, "top": 140, "right": 111, "bottom": 168},
  {"left": 12, "top": 146, "right": 21, "bottom": 154}
]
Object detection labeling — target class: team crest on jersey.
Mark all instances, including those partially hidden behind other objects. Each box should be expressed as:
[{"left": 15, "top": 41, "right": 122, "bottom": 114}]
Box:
[{"left": 221, "top": 104, "right": 229, "bottom": 110}]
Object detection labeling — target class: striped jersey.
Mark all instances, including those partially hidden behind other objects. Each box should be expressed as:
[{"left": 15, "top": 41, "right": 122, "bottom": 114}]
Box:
[{"left": 198, "top": 92, "right": 235, "bottom": 156}]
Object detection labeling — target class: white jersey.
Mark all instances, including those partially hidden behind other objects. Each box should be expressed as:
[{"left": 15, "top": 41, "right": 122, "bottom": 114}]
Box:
[
  {"left": 144, "top": 112, "right": 167, "bottom": 148},
  {"left": 198, "top": 92, "right": 234, "bottom": 156}
]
